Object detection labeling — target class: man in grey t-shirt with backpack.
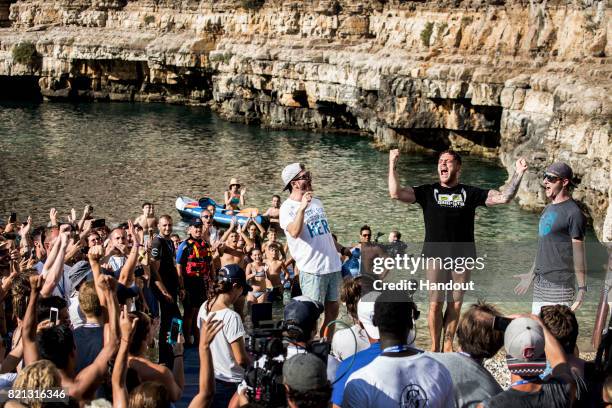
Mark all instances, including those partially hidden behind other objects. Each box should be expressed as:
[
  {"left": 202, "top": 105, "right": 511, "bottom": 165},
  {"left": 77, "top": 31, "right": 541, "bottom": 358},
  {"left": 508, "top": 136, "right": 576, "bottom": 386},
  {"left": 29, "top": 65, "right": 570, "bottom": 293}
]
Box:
[{"left": 514, "top": 162, "right": 587, "bottom": 314}]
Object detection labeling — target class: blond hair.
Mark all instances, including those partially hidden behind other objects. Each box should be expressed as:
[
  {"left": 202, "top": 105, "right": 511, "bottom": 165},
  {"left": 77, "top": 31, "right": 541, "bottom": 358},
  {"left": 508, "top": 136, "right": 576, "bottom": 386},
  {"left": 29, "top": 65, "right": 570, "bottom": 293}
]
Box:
[
  {"left": 13, "top": 360, "right": 62, "bottom": 408},
  {"left": 78, "top": 281, "right": 102, "bottom": 317}
]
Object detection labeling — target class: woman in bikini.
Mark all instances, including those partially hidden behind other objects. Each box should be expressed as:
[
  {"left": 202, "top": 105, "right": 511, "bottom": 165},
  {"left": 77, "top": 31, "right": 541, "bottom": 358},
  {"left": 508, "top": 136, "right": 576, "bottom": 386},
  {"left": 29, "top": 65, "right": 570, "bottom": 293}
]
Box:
[
  {"left": 223, "top": 178, "right": 245, "bottom": 214},
  {"left": 245, "top": 248, "right": 268, "bottom": 305}
]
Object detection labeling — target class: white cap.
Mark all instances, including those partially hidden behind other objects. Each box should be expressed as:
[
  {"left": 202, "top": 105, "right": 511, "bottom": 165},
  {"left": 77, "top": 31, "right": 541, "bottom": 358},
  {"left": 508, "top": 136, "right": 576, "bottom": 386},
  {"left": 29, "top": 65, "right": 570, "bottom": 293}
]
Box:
[
  {"left": 282, "top": 163, "right": 303, "bottom": 191},
  {"left": 357, "top": 291, "right": 381, "bottom": 340}
]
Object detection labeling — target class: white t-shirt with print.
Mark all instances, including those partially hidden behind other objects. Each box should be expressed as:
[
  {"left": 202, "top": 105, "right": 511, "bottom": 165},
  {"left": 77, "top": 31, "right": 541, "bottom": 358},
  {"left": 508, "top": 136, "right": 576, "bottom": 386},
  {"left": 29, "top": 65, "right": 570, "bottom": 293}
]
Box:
[
  {"left": 197, "top": 302, "right": 246, "bottom": 383},
  {"left": 279, "top": 197, "right": 341, "bottom": 275},
  {"left": 343, "top": 354, "right": 454, "bottom": 408},
  {"left": 331, "top": 324, "right": 370, "bottom": 361}
]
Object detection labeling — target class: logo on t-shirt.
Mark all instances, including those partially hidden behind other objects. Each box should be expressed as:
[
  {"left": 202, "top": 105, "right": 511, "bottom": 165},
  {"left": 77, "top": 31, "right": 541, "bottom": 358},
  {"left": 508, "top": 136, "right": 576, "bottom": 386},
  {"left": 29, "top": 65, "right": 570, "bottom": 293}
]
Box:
[
  {"left": 305, "top": 207, "right": 331, "bottom": 238},
  {"left": 400, "top": 383, "right": 428, "bottom": 407},
  {"left": 539, "top": 210, "right": 558, "bottom": 237},
  {"left": 433, "top": 188, "right": 466, "bottom": 208}
]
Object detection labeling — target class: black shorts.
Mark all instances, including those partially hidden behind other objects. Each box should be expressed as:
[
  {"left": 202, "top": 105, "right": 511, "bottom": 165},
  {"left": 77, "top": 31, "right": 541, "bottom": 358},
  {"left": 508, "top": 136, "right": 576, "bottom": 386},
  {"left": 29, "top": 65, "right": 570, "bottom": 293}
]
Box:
[{"left": 183, "top": 275, "right": 206, "bottom": 309}]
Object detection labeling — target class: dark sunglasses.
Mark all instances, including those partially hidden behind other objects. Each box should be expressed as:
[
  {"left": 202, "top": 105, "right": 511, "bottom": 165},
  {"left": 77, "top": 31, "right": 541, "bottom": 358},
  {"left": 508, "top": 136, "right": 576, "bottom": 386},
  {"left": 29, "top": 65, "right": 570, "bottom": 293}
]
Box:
[
  {"left": 201, "top": 215, "right": 211, "bottom": 219},
  {"left": 543, "top": 173, "right": 561, "bottom": 183},
  {"left": 293, "top": 171, "right": 312, "bottom": 182},
  {"left": 362, "top": 234, "right": 371, "bottom": 237}
]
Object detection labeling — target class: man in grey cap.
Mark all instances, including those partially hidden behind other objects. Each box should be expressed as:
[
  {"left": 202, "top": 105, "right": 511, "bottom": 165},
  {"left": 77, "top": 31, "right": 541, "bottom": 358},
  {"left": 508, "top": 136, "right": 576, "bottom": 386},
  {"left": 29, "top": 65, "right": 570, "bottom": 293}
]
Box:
[
  {"left": 480, "top": 316, "right": 574, "bottom": 407},
  {"left": 283, "top": 353, "right": 332, "bottom": 408},
  {"left": 279, "top": 163, "right": 352, "bottom": 337},
  {"left": 514, "top": 162, "right": 587, "bottom": 314}
]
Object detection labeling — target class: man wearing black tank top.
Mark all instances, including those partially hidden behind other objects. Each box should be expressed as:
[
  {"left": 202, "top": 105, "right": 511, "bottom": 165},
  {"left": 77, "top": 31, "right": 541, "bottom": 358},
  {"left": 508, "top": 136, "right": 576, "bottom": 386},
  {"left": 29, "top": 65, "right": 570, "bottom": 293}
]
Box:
[{"left": 389, "top": 149, "right": 528, "bottom": 352}]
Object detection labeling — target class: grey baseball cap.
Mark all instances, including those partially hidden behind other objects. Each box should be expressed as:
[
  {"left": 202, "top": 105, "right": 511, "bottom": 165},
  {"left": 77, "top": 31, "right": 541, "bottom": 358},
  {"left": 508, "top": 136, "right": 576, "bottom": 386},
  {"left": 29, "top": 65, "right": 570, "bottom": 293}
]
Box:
[
  {"left": 545, "top": 162, "right": 573, "bottom": 182},
  {"left": 281, "top": 163, "right": 304, "bottom": 191},
  {"left": 282, "top": 353, "right": 328, "bottom": 392},
  {"left": 504, "top": 317, "right": 547, "bottom": 376}
]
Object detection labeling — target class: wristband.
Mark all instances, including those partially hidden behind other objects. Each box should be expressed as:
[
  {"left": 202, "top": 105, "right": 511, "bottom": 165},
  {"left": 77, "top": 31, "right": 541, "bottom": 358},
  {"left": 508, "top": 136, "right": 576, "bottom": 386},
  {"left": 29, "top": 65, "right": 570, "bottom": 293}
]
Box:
[
  {"left": 577, "top": 286, "right": 588, "bottom": 292},
  {"left": 174, "top": 354, "right": 183, "bottom": 358}
]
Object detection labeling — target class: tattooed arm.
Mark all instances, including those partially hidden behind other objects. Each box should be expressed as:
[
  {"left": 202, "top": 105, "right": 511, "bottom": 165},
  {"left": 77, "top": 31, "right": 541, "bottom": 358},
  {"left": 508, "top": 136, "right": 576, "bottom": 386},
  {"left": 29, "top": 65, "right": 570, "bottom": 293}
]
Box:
[{"left": 485, "top": 158, "right": 528, "bottom": 206}]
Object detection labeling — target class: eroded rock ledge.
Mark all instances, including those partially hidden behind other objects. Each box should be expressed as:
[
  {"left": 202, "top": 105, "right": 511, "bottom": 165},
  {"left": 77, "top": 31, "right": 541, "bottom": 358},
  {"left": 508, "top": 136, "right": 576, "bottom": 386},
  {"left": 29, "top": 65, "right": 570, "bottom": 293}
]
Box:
[{"left": 0, "top": 0, "right": 610, "bottom": 241}]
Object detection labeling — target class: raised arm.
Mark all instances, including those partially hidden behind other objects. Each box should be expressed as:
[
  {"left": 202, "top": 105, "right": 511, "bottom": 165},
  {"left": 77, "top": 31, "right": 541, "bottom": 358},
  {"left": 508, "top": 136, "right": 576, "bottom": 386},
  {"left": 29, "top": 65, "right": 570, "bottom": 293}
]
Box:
[
  {"left": 388, "top": 149, "right": 416, "bottom": 204},
  {"left": 113, "top": 305, "right": 138, "bottom": 408},
  {"left": 485, "top": 158, "right": 528, "bottom": 206},
  {"left": 171, "top": 334, "right": 185, "bottom": 393},
  {"left": 220, "top": 218, "right": 237, "bottom": 243},
  {"left": 531, "top": 315, "right": 573, "bottom": 385},
  {"left": 188, "top": 315, "right": 223, "bottom": 408},
  {"left": 71, "top": 275, "right": 120, "bottom": 400},
  {"left": 239, "top": 188, "right": 246, "bottom": 207},
  {"left": 252, "top": 216, "right": 266, "bottom": 236},
  {"left": 41, "top": 231, "right": 69, "bottom": 297},
  {"left": 87, "top": 245, "right": 108, "bottom": 307},
  {"left": 118, "top": 220, "right": 140, "bottom": 287},
  {"left": 285, "top": 193, "right": 311, "bottom": 239},
  {"left": 23, "top": 275, "right": 43, "bottom": 366}
]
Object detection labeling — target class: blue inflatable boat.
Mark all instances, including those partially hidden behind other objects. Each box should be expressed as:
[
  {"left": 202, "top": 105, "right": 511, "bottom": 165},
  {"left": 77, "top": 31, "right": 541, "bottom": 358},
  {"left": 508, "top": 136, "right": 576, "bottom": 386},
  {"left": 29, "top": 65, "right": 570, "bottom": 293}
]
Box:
[{"left": 175, "top": 196, "right": 268, "bottom": 228}]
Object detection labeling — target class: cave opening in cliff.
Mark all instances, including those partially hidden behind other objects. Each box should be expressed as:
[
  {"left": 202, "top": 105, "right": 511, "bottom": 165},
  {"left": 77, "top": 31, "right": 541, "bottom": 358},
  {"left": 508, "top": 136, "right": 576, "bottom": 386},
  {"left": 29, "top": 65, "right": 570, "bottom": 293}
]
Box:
[
  {"left": 393, "top": 128, "right": 501, "bottom": 158},
  {"left": 315, "top": 101, "right": 359, "bottom": 130},
  {"left": 0, "top": 76, "right": 42, "bottom": 101}
]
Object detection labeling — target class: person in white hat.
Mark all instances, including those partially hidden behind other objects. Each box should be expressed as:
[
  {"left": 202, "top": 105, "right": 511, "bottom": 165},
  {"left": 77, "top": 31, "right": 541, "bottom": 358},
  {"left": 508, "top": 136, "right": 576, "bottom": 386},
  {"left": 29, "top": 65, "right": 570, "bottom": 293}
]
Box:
[
  {"left": 279, "top": 163, "right": 352, "bottom": 337},
  {"left": 224, "top": 177, "right": 245, "bottom": 214}
]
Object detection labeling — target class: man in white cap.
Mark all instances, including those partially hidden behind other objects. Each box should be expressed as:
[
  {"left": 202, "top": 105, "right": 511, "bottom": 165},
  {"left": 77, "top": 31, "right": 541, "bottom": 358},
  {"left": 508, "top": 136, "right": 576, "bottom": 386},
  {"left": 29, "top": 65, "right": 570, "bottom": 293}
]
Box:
[
  {"left": 479, "top": 316, "right": 575, "bottom": 407},
  {"left": 280, "top": 163, "right": 352, "bottom": 336},
  {"left": 514, "top": 162, "right": 587, "bottom": 314}
]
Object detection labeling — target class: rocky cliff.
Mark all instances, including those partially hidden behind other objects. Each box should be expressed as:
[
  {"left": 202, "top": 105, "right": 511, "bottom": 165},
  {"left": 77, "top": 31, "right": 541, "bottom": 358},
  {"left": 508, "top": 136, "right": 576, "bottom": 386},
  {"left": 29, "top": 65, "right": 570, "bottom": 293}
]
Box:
[{"left": 0, "top": 0, "right": 610, "bottom": 241}]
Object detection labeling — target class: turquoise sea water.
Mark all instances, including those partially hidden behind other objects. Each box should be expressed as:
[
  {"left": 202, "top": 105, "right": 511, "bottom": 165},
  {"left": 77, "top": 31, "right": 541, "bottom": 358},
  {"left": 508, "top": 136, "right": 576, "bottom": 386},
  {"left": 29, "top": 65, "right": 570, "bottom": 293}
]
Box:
[{"left": 0, "top": 101, "right": 607, "bottom": 350}]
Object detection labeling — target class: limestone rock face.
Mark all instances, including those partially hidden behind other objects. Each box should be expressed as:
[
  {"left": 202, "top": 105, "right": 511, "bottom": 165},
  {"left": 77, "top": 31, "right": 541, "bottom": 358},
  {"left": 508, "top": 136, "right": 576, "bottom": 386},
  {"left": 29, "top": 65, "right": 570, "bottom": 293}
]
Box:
[{"left": 0, "top": 0, "right": 610, "bottom": 241}]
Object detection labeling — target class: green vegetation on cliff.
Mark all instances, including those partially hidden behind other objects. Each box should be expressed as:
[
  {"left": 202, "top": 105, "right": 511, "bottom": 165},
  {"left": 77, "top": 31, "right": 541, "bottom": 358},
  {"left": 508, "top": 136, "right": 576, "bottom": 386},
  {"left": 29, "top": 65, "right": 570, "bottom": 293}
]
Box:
[{"left": 12, "top": 41, "right": 38, "bottom": 66}]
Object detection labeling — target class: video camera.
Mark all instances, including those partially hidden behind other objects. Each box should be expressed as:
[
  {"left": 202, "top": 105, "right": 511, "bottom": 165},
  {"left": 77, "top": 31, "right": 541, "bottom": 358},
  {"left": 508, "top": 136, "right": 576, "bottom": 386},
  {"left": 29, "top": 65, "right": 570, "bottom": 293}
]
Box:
[
  {"left": 244, "top": 303, "right": 331, "bottom": 407},
  {"left": 245, "top": 303, "right": 287, "bottom": 407}
]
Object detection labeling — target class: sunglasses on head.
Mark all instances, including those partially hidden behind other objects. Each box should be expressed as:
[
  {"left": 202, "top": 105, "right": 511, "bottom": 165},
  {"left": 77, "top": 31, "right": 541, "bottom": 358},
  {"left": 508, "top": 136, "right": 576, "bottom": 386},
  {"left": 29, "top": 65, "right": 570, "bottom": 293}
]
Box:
[{"left": 543, "top": 173, "right": 561, "bottom": 183}]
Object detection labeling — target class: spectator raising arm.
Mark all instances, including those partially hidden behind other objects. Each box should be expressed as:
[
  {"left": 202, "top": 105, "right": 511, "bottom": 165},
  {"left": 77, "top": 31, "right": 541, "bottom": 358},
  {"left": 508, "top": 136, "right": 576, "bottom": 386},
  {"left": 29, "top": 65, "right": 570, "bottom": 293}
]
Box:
[
  {"left": 23, "top": 275, "right": 43, "bottom": 366},
  {"left": 88, "top": 244, "right": 107, "bottom": 307},
  {"left": 189, "top": 314, "right": 223, "bottom": 408},
  {"left": 113, "top": 305, "right": 138, "bottom": 408},
  {"left": 41, "top": 229, "right": 69, "bottom": 297},
  {"left": 118, "top": 220, "right": 140, "bottom": 287},
  {"left": 68, "top": 275, "right": 120, "bottom": 400}
]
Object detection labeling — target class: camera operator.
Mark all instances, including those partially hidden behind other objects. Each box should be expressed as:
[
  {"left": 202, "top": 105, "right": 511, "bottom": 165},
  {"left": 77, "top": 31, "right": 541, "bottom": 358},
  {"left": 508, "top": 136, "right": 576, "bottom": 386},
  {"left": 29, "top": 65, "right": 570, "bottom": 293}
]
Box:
[
  {"left": 230, "top": 296, "right": 325, "bottom": 407},
  {"left": 283, "top": 354, "right": 332, "bottom": 408},
  {"left": 283, "top": 296, "right": 325, "bottom": 357}
]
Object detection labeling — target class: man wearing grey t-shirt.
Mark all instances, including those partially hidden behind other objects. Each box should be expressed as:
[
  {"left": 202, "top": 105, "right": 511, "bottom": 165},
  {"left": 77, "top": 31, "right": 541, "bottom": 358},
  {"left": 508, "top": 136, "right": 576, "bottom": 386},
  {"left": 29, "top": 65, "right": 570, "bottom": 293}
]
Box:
[{"left": 514, "top": 162, "right": 587, "bottom": 314}]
